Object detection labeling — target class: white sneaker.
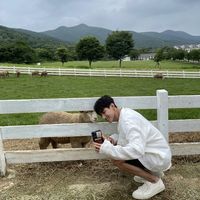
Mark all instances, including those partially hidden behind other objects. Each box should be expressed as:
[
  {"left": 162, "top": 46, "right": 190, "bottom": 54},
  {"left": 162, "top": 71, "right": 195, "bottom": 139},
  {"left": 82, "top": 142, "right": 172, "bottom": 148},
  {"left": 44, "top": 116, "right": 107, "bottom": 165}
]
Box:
[
  {"left": 132, "top": 179, "right": 165, "bottom": 199},
  {"left": 134, "top": 172, "right": 164, "bottom": 183}
]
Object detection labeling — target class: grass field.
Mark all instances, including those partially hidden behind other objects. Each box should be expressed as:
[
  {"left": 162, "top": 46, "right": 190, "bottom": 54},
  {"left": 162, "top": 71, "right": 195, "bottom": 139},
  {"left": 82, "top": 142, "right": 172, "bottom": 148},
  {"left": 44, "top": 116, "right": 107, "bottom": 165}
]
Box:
[
  {"left": 1, "top": 60, "right": 200, "bottom": 70},
  {"left": 0, "top": 65, "right": 200, "bottom": 200},
  {"left": 0, "top": 74, "right": 200, "bottom": 126}
]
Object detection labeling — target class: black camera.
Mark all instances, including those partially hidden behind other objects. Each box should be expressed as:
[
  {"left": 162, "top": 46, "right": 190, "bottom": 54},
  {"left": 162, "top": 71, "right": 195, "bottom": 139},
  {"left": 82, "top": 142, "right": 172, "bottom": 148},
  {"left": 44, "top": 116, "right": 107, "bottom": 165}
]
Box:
[{"left": 91, "top": 130, "right": 104, "bottom": 144}]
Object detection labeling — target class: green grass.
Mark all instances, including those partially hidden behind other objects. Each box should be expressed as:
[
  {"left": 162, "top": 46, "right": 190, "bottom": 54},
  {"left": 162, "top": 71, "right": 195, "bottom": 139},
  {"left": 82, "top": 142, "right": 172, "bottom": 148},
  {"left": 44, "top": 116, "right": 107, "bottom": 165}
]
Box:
[
  {"left": 0, "top": 75, "right": 200, "bottom": 125},
  {"left": 1, "top": 60, "right": 200, "bottom": 70}
]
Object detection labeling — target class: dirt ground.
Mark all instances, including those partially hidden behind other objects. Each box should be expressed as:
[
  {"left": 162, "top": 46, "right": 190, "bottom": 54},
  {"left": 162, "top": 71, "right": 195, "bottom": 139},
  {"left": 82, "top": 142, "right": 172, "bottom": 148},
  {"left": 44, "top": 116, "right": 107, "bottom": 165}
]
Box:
[{"left": 0, "top": 132, "right": 200, "bottom": 200}]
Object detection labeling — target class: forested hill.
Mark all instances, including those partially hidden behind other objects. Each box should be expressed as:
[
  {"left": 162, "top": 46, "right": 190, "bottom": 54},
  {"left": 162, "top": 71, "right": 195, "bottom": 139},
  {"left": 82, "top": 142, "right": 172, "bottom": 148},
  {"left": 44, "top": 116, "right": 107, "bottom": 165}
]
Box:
[
  {"left": 42, "top": 24, "right": 112, "bottom": 44},
  {"left": 1, "top": 24, "right": 200, "bottom": 49},
  {"left": 42, "top": 24, "right": 200, "bottom": 49},
  {"left": 0, "top": 25, "right": 69, "bottom": 48}
]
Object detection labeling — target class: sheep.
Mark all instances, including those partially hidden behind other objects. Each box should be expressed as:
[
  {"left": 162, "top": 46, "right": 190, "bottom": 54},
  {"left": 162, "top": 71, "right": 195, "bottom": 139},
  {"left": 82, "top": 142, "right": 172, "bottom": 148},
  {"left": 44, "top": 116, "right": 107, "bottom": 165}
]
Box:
[
  {"left": 41, "top": 71, "right": 48, "bottom": 77},
  {"left": 39, "top": 111, "right": 97, "bottom": 149},
  {"left": 0, "top": 71, "right": 9, "bottom": 78},
  {"left": 153, "top": 73, "right": 164, "bottom": 79},
  {"left": 16, "top": 70, "right": 21, "bottom": 78},
  {"left": 5, "top": 70, "right": 9, "bottom": 77},
  {"left": 0, "top": 71, "right": 6, "bottom": 78},
  {"left": 32, "top": 71, "right": 40, "bottom": 76}
]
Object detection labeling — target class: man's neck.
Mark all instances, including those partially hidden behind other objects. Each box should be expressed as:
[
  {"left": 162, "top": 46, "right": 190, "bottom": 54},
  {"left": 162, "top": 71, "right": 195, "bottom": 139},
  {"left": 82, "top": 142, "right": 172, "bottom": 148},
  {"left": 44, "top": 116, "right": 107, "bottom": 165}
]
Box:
[{"left": 114, "top": 107, "right": 121, "bottom": 121}]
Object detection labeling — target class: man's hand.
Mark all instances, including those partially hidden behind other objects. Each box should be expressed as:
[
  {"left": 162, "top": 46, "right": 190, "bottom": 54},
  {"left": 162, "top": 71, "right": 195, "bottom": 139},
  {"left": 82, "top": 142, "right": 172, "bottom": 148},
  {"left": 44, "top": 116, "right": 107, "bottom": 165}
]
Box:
[
  {"left": 93, "top": 134, "right": 117, "bottom": 153},
  {"left": 93, "top": 142, "right": 102, "bottom": 153},
  {"left": 107, "top": 136, "right": 117, "bottom": 145},
  {"left": 101, "top": 134, "right": 116, "bottom": 145}
]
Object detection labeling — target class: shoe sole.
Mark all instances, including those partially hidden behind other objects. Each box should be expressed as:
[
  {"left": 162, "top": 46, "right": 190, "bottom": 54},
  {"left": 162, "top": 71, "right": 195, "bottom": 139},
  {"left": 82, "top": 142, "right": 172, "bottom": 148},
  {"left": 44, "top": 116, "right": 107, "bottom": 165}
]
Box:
[{"left": 132, "top": 185, "right": 165, "bottom": 199}]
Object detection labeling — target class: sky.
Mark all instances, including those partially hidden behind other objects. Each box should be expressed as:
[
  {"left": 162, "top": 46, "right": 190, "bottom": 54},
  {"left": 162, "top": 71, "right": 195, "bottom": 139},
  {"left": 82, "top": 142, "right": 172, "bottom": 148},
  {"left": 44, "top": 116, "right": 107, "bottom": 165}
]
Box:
[{"left": 0, "top": 0, "right": 200, "bottom": 35}]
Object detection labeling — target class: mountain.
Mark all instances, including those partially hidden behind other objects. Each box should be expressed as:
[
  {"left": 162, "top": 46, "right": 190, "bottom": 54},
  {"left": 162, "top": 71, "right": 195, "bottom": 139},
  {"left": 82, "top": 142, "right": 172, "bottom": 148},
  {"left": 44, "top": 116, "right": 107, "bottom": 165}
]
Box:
[
  {"left": 141, "top": 30, "right": 200, "bottom": 46},
  {"left": 42, "top": 24, "right": 111, "bottom": 44},
  {"left": 41, "top": 24, "right": 200, "bottom": 49},
  {"left": 0, "top": 25, "right": 69, "bottom": 48},
  {"left": 1, "top": 24, "right": 200, "bottom": 49}
]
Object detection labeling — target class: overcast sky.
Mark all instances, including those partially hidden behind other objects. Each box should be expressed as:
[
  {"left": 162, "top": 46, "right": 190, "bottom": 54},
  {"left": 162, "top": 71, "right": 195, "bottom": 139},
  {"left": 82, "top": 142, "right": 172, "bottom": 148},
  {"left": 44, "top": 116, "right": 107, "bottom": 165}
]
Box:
[{"left": 0, "top": 0, "right": 199, "bottom": 35}]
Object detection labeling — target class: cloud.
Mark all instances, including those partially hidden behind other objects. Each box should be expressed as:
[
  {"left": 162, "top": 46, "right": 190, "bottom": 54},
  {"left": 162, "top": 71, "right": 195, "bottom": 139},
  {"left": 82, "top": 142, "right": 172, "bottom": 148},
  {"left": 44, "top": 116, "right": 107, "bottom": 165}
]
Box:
[{"left": 0, "top": 0, "right": 199, "bottom": 35}]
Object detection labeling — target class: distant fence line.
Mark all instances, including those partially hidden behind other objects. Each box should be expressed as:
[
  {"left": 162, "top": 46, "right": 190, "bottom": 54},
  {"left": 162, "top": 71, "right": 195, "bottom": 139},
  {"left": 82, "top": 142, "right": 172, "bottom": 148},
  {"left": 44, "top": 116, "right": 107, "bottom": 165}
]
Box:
[{"left": 1, "top": 66, "right": 200, "bottom": 78}]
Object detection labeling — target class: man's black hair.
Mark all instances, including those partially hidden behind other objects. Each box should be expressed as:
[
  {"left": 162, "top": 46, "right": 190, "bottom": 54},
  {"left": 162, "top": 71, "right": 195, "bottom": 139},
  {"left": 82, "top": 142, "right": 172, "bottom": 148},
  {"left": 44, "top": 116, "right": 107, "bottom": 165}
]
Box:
[{"left": 94, "top": 95, "right": 117, "bottom": 116}]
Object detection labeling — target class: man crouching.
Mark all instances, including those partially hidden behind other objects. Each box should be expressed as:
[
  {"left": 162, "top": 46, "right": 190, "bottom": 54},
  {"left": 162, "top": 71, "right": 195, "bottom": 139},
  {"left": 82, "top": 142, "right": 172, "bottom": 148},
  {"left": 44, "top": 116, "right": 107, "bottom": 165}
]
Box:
[{"left": 93, "top": 95, "right": 171, "bottom": 200}]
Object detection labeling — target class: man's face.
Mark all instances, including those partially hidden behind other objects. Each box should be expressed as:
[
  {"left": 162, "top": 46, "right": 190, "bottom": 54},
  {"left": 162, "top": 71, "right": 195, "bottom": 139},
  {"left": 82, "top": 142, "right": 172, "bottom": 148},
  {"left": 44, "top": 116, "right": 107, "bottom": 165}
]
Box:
[{"left": 101, "top": 103, "right": 116, "bottom": 123}]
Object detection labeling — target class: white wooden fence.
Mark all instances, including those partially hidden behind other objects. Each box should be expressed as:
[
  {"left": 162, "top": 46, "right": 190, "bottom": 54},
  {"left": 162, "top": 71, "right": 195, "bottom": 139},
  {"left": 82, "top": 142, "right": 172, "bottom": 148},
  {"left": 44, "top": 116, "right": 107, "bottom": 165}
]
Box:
[
  {"left": 0, "top": 90, "right": 200, "bottom": 176},
  {"left": 1, "top": 66, "right": 200, "bottom": 78}
]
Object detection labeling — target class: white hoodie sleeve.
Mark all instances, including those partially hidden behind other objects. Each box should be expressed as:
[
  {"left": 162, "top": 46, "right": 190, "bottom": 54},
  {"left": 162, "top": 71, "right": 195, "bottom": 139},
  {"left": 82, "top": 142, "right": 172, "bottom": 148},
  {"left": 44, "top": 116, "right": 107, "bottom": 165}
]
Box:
[
  {"left": 109, "top": 133, "right": 119, "bottom": 144},
  {"left": 100, "top": 123, "right": 146, "bottom": 160}
]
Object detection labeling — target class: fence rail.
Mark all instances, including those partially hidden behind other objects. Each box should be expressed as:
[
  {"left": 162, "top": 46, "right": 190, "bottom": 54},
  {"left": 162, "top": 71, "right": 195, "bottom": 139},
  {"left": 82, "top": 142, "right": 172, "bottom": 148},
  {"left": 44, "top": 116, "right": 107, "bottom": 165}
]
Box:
[
  {"left": 1, "top": 66, "right": 200, "bottom": 78},
  {"left": 0, "top": 90, "right": 200, "bottom": 176}
]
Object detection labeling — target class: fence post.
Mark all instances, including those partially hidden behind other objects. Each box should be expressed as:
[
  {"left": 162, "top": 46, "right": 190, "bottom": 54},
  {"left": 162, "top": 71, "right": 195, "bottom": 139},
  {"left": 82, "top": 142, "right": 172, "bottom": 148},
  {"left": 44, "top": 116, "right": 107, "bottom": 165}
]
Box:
[
  {"left": 134, "top": 70, "right": 137, "bottom": 77},
  {"left": 0, "top": 128, "right": 6, "bottom": 176},
  {"left": 151, "top": 70, "right": 153, "bottom": 77},
  {"left": 156, "top": 89, "right": 169, "bottom": 141},
  {"left": 183, "top": 70, "right": 185, "bottom": 78},
  {"left": 13, "top": 66, "right": 16, "bottom": 73},
  {"left": 59, "top": 68, "right": 61, "bottom": 76},
  {"left": 28, "top": 67, "right": 31, "bottom": 75}
]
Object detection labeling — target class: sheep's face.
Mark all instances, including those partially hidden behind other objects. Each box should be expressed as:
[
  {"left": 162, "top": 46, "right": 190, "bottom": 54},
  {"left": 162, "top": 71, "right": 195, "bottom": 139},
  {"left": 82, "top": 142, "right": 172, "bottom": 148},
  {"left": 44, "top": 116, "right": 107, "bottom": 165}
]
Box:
[
  {"left": 82, "top": 111, "right": 97, "bottom": 122},
  {"left": 90, "top": 111, "right": 98, "bottom": 122}
]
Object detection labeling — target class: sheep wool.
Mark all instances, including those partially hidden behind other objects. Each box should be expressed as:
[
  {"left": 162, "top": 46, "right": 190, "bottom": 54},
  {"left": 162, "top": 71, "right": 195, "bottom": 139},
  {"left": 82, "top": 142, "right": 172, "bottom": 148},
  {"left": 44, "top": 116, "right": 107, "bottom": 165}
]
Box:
[{"left": 39, "top": 111, "right": 97, "bottom": 149}]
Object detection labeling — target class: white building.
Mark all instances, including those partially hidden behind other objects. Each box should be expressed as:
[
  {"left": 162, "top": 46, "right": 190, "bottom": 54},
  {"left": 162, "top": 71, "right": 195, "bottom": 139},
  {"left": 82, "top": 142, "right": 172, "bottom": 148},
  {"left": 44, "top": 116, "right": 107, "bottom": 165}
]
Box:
[
  {"left": 138, "top": 53, "right": 155, "bottom": 60},
  {"left": 174, "top": 44, "right": 200, "bottom": 52},
  {"left": 122, "top": 55, "right": 131, "bottom": 61}
]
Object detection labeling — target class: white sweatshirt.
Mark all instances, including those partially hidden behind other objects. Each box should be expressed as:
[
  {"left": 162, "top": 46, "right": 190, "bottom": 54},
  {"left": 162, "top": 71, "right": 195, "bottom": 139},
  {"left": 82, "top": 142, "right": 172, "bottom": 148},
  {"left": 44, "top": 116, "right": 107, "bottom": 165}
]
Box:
[{"left": 100, "top": 108, "right": 172, "bottom": 172}]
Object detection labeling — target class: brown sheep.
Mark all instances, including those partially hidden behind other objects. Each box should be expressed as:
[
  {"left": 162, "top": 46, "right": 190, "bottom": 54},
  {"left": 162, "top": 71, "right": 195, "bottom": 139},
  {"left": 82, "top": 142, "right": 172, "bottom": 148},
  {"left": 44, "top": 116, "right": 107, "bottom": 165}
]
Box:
[
  {"left": 0, "top": 71, "right": 9, "bottom": 78},
  {"left": 32, "top": 71, "right": 40, "bottom": 76},
  {"left": 0, "top": 71, "right": 6, "bottom": 78},
  {"left": 153, "top": 73, "right": 164, "bottom": 79},
  {"left": 41, "top": 71, "right": 48, "bottom": 77},
  {"left": 39, "top": 111, "right": 97, "bottom": 149},
  {"left": 16, "top": 70, "right": 21, "bottom": 78},
  {"left": 5, "top": 70, "right": 9, "bottom": 77}
]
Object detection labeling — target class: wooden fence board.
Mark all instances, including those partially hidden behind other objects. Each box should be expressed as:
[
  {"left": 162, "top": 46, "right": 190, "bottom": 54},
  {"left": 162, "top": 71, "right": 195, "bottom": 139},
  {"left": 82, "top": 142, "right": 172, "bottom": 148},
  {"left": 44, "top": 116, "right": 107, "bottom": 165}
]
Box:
[
  {"left": 5, "top": 148, "right": 107, "bottom": 163},
  {"left": 0, "top": 96, "right": 156, "bottom": 114},
  {"left": 2, "top": 119, "right": 200, "bottom": 140},
  {"left": 170, "top": 142, "right": 200, "bottom": 155},
  {"left": 169, "top": 96, "right": 200, "bottom": 108},
  {"left": 5, "top": 142, "right": 200, "bottom": 164}
]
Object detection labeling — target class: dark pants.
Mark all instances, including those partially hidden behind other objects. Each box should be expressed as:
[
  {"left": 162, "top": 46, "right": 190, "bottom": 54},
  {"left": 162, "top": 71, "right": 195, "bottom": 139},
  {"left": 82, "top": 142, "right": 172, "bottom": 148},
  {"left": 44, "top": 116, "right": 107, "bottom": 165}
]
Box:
[{"left": 125, "top": 159, "right": 146, "bottom": 170}]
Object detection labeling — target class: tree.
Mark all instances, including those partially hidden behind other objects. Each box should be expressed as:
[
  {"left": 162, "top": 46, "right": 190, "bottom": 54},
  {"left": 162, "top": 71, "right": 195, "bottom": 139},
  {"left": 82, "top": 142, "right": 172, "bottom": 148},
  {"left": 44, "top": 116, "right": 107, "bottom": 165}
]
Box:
[
  {"left": 175, "top": 49, "right": 185, "bottom": 60},
  {"left": 0, "top": 46, "right": 11, "bottom": 62},
  {"left": 76, "top": 36, "right": 104, "bottom": 68},
  {"left": 67, "top": 46, "right": 78, "bottom": 61},
  {"left": 189, "top": 49, "right": 200, "bottom": 62},
  {"left": 56, "top": 47, "right": 69, "bottom": 66},
  {"left": 106, "top": 31, "right": 134, "bottom": 67},
  {"left": 129, "top": 49, "right": 140, "bottom": 60},
  {"left": 36, "top": 48, "right": 55, "bottom": 61},
  {"left": 154, "top": 49, "right": 163, "bottom": 68},
  {"left": 9, "top": 41, "right": 37, "bottom": 64}
]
